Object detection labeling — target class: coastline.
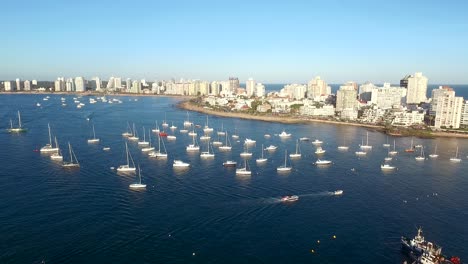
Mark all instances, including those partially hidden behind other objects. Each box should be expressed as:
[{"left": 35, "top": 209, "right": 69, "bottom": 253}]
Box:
[
  {"left": 0, "top": 91, "right": 195, "bottom": 100},
  {"left": 177, "top": 100, "right": 468, "bottom": 139}
]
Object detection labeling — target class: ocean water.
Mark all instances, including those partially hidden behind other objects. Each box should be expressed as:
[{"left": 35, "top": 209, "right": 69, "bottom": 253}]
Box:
[{"left": 0, "top": 94, "right": 467, "bottom": 264}]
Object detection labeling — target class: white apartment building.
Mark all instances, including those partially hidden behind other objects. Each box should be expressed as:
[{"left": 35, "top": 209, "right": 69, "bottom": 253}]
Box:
[
  {"left": 370, "top": 83, "right": 406, "bottom": 109},
  {"left": 280, "top": 84, "right": 307, "bottom": 99},
  {"left": 392, "top": 111, "right": 425, "bottom": 126},
  {"left": 461, "top": 100, "right": 468, "bottom": 127},
  {"left": 246, "top": 78, "right": 256, "bottom": 97},
  {"left": 307, "top": 76, "right": 330, "bottom": 99},
  {"left": 75, "top": 77, "right": 85, "bottom": 92},
  {"left": 359, "top": 82, "right": 377, "bottom": 101},
  {"left": 4, "top": 81, "right": 12, "bottom": 91},
  {"left": 23, "top": 80, "right": 31, "bottom": 91},
  {"left": 300, "top": 103, "right": 335, "bottom": 116},
  {"left": 406, "top": 72, "right": 428, "bottom": 104},
  {"left": 255, "top": 83, "right": 266, "bottom": 97},
  {"left": 336, "top": 85, "right": 357, "bottom": 112},
  {"left": 431, "top": 86, "right": 463, "bottom": 129}
]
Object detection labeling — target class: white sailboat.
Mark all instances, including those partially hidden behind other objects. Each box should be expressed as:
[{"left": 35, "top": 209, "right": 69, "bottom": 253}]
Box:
[
  {"left": 151, "top": 120, "right": 160, "bottom": 133},
  {"left": 315, "top": 147, "right": 326, "bottom": 154},
  {"left": 389, "top": 139, "right": 398, "bottom": 155},
  {"left": 200, "top": 141, "right": 215, "bottom": 158},
  {"left": 149, "top": 134, "right": 168, "bottom": 158},
  {"left": 200, "top": 133, "right": 211, "bottom": 141},
  {"left": 141, "top": 130, "right": 155, "bottom": 152},
  {"left": 162, "top": 113, "right": 169, "bottom": 128},
  {"left": 217, "top": 122, "right": 225, "bottom": 136},
  {"left": 87, "top": 124, "right": 100, "bottom": 143},
  {"left": 122, "top": 122, "right": 133, "bottom": 137},
  {"left": 129, "top": 166, "right": 147, "bottom": 189},
  {"left": 219, "top": 132, "right": 232, "bottom": 151},
  {"left": 186, "top": 134, "right": 200, "bottom": 152},
  {"left": 384, "top": 149, "right": 393, "bottom": 161},
  {"left": 381, "top": 163, "right": 396, "bottom": 170},
  {"left": 240, "top": 144, "right": 252, "bottom": 157},
  {"left": 128, "top": 123, "right": 139, "bottom": 141},
  {"left": 256, "top": 144, "right": 267, "bottom": 163},
  {"left": 50, "top": 137, "right": 63, "bottom": 160},
  {"left": 449, "top": 147, "right": 461, "bottom": 162},
  {"left": 117, "top": 142, "right": 136, "bottom": 172},
  {"left": 429, "top": 144, "right": 439, "bottom": 158},
  {"left": 360, "top": 132, "right": 372, "bottom": 149},
  {"left": 188, "top": 124, "right": 197, "bottom": 137},
  {"left": 277, "top": 150, "right": 292, "bottom": 172},
  {"left": 7, "top": 110, "right": 27, "bottom": 133},
  {"left": 183, "top": 112, "right": 193, "bottom": 127},
  {"left": 279, "top": 130, "right": 291, "bottom": 138},
  {"left": 337, "top": 137, "right": 349, "bottom": 150},
  {"left": 231, "top": 128, "right": 239, "bottom": 139},
  {"left": 170, "top": 122, "right": 177, "bottom": 130},
  {"left": 203, "top": 116, "right": 213, "bottom": 133},
  {"left": 40, "top": 123, "right": 59, "bottom": 152},
  {"left": 383, "top": 136, "right": 391, "bottom": 147},
  {"left": 138, "top": 127, "right": 149, "bottom": 146},
  {"left": 289, "top": 139, "right": 301, "bottom": 158},
  {"left": 63, "top": 142, "right": 80, "bottom": 168},
  {"left": 236, "top": 159, "right": 251, "bottom": 175},
  {"left": 212, "top": 134, "right": 223, "bottom": 146},
  {"left": 415, "top": 146, "right": 425, "bottom": 161}
]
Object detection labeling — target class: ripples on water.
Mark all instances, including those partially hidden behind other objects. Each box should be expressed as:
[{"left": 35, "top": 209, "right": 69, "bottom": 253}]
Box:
[{"left": 0, "top": 94, "right": 467, "bottom": 263}]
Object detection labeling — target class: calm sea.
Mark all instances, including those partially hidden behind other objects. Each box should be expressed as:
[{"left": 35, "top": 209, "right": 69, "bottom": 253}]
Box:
[{"left": 0, "top": 94, "right": 467, "bottom": 264}]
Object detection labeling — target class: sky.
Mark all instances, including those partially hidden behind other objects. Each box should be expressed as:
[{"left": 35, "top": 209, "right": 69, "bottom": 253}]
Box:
[{"left": 1, "top": 0, "right": 468, "bottom": 84}]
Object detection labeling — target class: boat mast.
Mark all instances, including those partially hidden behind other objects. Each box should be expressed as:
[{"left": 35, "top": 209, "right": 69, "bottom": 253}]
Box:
[
  {"left": 48, "top": 123, "right": 52, "bottom": 146},
  {"left": 18, "top": 111, "right": 22, "bottom": 128},
  {"left": 68, "top": 142, "right": 72, "bottom": 163},
  {"left": 261, "top": 144, "right": 264, "bottom": 158},
  {"left": 92, "top": 125, "right": 96, "bottom": 139},
  {"left": 125, "top": 142, "right": 129, "bottom": 166}
]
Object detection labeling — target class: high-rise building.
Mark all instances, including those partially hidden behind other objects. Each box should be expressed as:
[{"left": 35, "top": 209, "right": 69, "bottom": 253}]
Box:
[
  {"left": 307, "top": 76, "right": 330, "bottom": 99},
  {"left": 114, "top": 77, "right": 122, "bottom": 89},
  {"left": 75, "top": 77, "right": 85, "bottom": 92},
  {"left": 400, "top": 75, "right": 411, "bottom": 88},
  {"left": 246, "top": 78, "right": 256, "bottom": 97},
  {"left": 210, "top": 81, "right": 221, "bottom": 96},
  {"left": 461, "top": 100, "right": 468, "bottom": 128},
  {"left": 4, "top": 81, "right": 12, "bottom": 91},
  {"left": 358, "top": 82, "right": 376, "bottom": 101},
  {"left": 370, "top": 83, "right": 406, "bottom": 109},
  {"left": 16, "top": 78, "right": 21, "bottom": 91},
  {"left": 126, "top": 78, "right": 131, "bottom": 91},
  {"left": 24, "top": 80, "right": 31, "bottom": 91},
  {"left": 255, "top": 83, "right": 266, "bottom": 97},
  {"left": 94, "top": 77, "right": 101, "bottom": 91},
  {"left": 431, "top": 86, "right": 463, "bottom": 129},
  {"left": 66, "top": 78, "right": 75, "bottom": 91},
  {"left": 336, "top": 84, "right": 357, "bottom": 112},
  {"left": 406, "top": 72, "right": 428, "bottom": 104},
  {"left": 32, "top": 80, "right": 37, "bottom": 86},
  {"left": 131, "top": 80, "right": 141, "bottom": 93},
  {"left": 229, "top": 77, "right": 239, "bottom": 92},
  {"left": 55, "top": 77, "right": 65, "bottom": 92}
]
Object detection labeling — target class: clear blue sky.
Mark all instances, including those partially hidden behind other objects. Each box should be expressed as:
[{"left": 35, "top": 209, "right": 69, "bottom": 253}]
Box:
[{"left": 2, "top": 0, "right": 467, "bottom": 84}]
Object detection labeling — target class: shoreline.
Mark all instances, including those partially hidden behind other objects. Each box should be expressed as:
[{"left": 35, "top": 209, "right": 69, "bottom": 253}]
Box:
[
  {"left": 177, "top": 100, "right": 468, "bottom": 139},
  {"left": 0, "top": 91, "right": 195, "bottom": 99}
]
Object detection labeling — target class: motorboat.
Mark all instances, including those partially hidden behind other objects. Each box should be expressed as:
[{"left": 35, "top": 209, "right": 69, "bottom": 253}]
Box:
[
  {"left": 312, "top": 139, "right": 323, "bottom": 145},
  {"left": 223, "top": 160, "right": 237, "bottom": 167},
  {"left": 334, "top": 190, "right": 344, "bottom": 195},
  {"left": 281, "top": 195, "right": 299, "bottom": 202},
  {"left": 265, "top": 145, "right": 277, "bottom": 151},
  {"left": 278, "top": 131, "right": 291, "bottom": 138},
  {"left": 381, "top": 164, "right": 396, "bottom": 170},
  {"left": 315, "top": 159, "right": 331, "bottom": 165},
  {"left": 173, "top": 160, "right": 190, "bottom": 168}
]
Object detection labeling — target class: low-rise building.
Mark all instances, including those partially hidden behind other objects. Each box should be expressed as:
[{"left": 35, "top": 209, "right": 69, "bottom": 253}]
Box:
[{"left": 392, "top": 111, "right": 425, "bottom": 126}]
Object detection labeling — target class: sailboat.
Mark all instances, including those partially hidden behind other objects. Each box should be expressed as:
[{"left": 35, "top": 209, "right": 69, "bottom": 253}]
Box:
[
  {"left": 149, "top": 134, "right": 168, "bottom": 158},
  {"left": 429, "top": 144, "right": 439, "bottom": 158},
  {"left": 236, "top": 159, "right": 251, "bottom": 175},
  {"left": 277, "top": 150, "right": 292, "bottom": 172},
  {"left": 162, "top": 113, "right": 169, "bottom": 128},
  {"left": 405, "top": 138, "right": 415, "bottom": 153},
  {"left": 129, "top": 166, "right": 147, "bottom": 189},
  {"left": 40, "top": 123, "right": 59, "bottom": 152},
  {"left": 212, "top": 133, "right": 223, "bottom": 146},
  {"left": 200, "top": 141, "right": 215, "bottom": 158},
  {"left": 186, "top": 134, "right": 200, "bottom": 152},
  {"left": 337, "top": 137, "right": 349, "bottom": 150},
  {"left": 203, "top": 116, "right": 213, "bottom": 133},
  {"left": 383, "top": 136, "right": 390, "bottom": 147},
  {"left": 360, "top": 132, "right": 372, "bottom": 149},
  {"left": 384, "top": 149, "right": 393, "bottom": 161},
  {"left": 117, "top": 142, "right": 136, "bottom": 172},
  {"left": 183, "top": 112, "right": 193, "bottom": 127},
  {"left": 415, "top": 146, "right": 425, "bottom": 161},
  {"left": 389, "top": 139, "right": 398, "bottom": 155},
  {"left": 170, "top": 122, "right": 177, "bottom": 130},
  {"left": 62, "top": 142, "right": 80, "bottom": 168},
  {"left": 87, "top": 124, "right": 100, "bottom": 143},
  {"left": 7, "top": 111, "right": 27, "bottom": 133},
  {"left": 231, "top": 128, "right": 239, "bottom": 139},
  {"left": 217, "top": 122, "right": 226, "bottom": 136},
  {"left": 122, "top": 122, "right": 133, "bottom": 137},
  {"left": 289, "top": 140, "right": 301, "bottom": 158},
  {"left": 219, "top": 132, "right": 232, "bottom": 151},
  {"left": 240, "top": 144, "right": 252, "bottom": 157},
  {"left": 200, "top": 133, "right": 211, "bottom": 141},
  {"left": 50, "top": 137, "right": 63, "bottom": 160},
  {"left": 449, "top": 147, "right": 461, "bottom": 162},
  {"left": 138, "top": 127, "right": 149, "bottom": 145},
  {"left": 279, "top": 130, "right": 291, "bottom": 138},
  {"left": 141, "top": 130, "right": 155, "bottom": 152},
  {"left": 128, "top": 123, "right": 139, "bottom": 141},
  {"left": 256, "top": 144, "right": 267, "bottom": 163},
  {"left": 188, "top": 124, "right": 197, "bottom": 137},
  {"left": 151, "top": 120, "right": 160, "bottom": 133}
]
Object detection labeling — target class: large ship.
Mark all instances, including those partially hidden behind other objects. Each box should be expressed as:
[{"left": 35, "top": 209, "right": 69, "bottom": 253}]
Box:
[{"left": 401, "top": 228, "right": 461, "bottom": 264}]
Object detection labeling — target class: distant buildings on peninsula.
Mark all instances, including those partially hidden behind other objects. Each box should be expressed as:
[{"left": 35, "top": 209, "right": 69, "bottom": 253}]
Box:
[{"left": 2, "top": 72, "right": 468, "bottom": 130}]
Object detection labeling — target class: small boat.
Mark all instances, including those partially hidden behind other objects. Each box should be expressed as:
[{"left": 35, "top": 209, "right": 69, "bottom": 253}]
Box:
[
  {"left": 415, "top": 146, "right": 425, "bottom": 161},
  {"left": 256, "top": 144, "right": 267, "bottom": 163},
  {"left": 381, "top": 164, "right": 396, "bottom": 170},
  {"left": 186, "top": 135, "right": 200, "bottom": 152},
  {"left": 312, "top": 139, "right": 323, "bottom": 145},
  {"left": 159, "top": 131, "right": 168, "bottom": 137},
  {"left": 449, "top": 147, "right": 461, "bottom": 162},
  {"left": 389, "top": 139, "right": 398, "bottom": 155},
  {"left": 384, "top": 155, "right": 393, "bottom": 161},
  {"left": 315, "top": 159, "right": 332, "bottom": 165},
  {"left": 138, "top": 127, "right": 149, "bottom": 146},
  {"left": 315, "top": 147, "right": 326, "bottom": 154},
  {"left": 277, "top": 150, "right": 292, "bottom": 172},
  {"left": 219, "top": 132, "right": 232, "bottom": 151},
  {"left": 7, "top": 111, "right": 27, "bottom": 133},
  {"left": 117, "top": 142, "right": 136, "bottom": 172},
  {"left": 50, "top": 137, "right": 63, "bottom": 161},
  {"left": 278, "top": 130, "right": 291, "bottom": 138},
  {"left": 360, "top": 132, "right": 372, "bottom": 149},
  {"left": 244, "top": 138, "right": 256, "bottom": 145},
  {"left": 429, "top": 144, "right": 439, "bottom": 158},
  {"left": 149, "top": 135, "right": 168, "bottom": 158},
  {"left": 240, "top": 145, "right": 252, "bottom": 157},
  {"left": 265, "top": 145, "right": 277, "bottom": 151},
  {"left": 383, "top": 136, "right": 391, "bottom": 148},
  {"left": 355, "top": 151, "right": 367, "bottom": 156},
  {"left": 128, "top": 124, "right": 139, "bottom": 141},
  {"left": 289, "top": 139, "right": 301, "bottom": 158},
  {"left": 40, "top": 123, "right": 59, "bottom": 153},
  {"left": 167, "top": 135, "right": 177, "bottom": 140},
  {"left": 281, "top": 195, "right": 299, "bottom": 202},
  {"left": 337, "top": 136, "right": 348, "bottom": 150},
  {"left": 231, "top": 128, "right": 240, "bottom": 139},
  {"left": 173, "top": 160, "right": 190, "bottom": 168},
  {"left": 151, "top": 121, "right": 160, "bottom": 133},
  {"left": 264, "top": 134, "right": 271, "bottom": 138},
  {"left": 36, "top": 103, "right": 41, "bottom": 107},
  {"left": 299, "top": 137, "right": 310, "bottom": 141},
  {"left": 122, "top": 122, "right": 133, "bottom": 137},
  {"left": 236, "top": 160, "right": 251, "bottom": 175},
  {"left": 203, "top": 116, "right": 213, "bottom": 133},
  {"left": 217, "top": 123, "right": 225, "bottom": 136},
  {"left": 179, "top": 129, "right": 188, "bottom": 133},
  {"left": 170, "top": 122, "right": 177, "bottom": 130},
  {"left": 183, "top": 112, "right": 193, "bottom": 127},
  {"left": 405, "top": 138, "right": 415, "bottom": 153},
  {"left": 87, "top": 124, "right": 100, "bottom": 143},
  {"left": 129, "top": 166, "right": 147, "bottom": 189},
  {"left": 223, "top": 160, "right": 237, "bottom": 167},
  {"left": 334, "top": 190, "right": 344, "bottom": 195},
  {"left": 200, "top": 141, "right": 215, "bottom": 158},
  {"left": 103, "top": 147, "right": 111, "bottom": 151},
  {"left": 141, "top": 130, "right": 155, "bottom": 152},
  {"left": 200, "top": 135, "right": 211, "bottom": 141},
  {"left": 415, "top": 144, "right": 423, "bottom": 148},
  {"left": 62, "top": 142, "right": 80, "bottom": 168}
]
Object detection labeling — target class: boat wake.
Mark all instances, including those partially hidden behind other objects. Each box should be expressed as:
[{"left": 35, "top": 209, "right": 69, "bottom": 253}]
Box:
[{"left": 262, "top": 191, "right": 335, "bottom": 204}]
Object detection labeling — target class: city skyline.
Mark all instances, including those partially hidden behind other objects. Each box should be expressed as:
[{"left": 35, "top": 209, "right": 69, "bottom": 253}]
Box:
[{"left": 2, "top": 0, "right": 468, "bottom": 83}]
